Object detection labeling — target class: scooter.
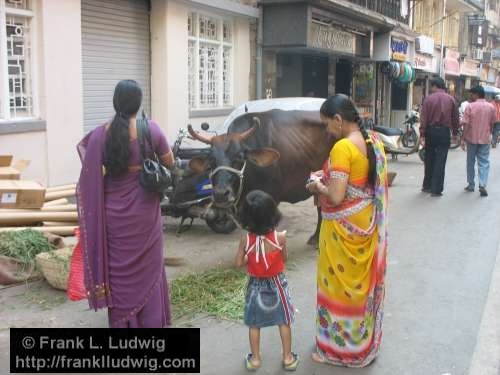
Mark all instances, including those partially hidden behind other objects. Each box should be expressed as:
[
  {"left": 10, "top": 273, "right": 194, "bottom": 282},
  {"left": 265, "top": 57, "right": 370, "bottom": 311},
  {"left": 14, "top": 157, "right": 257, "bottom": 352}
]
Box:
[
  {"left": 160, "top": 123, "right": 237, "bottom": 234},
  {"left": 367, "top": 110, "right": 425, "bottom": 162}
]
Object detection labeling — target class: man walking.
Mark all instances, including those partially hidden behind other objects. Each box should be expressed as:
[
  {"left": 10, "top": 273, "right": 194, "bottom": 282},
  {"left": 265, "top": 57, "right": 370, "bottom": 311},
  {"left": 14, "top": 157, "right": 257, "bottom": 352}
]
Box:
[
  {"left": 420, "top": 77, "right": 460, "bottom": 197},
  {"left": 491, "top": 94, "right": 500, "bottom": 148},
  {"left": 461, "top": 85, "right": 496, "bottom": 197}
]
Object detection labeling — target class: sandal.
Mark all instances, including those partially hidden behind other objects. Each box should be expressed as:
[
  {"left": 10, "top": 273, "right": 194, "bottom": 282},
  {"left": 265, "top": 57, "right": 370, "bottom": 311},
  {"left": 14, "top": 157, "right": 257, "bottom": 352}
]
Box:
[
  {"left": 283, "top": 352, "right": 300, "bottom": 371},
  {"left": 244, "top": 353, "right": 260, "bottom": 371}
]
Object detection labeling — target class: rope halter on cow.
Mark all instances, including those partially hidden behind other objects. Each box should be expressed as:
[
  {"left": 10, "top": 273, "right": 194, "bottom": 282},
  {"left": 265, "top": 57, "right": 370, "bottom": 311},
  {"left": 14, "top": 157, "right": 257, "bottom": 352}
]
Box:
[{"left": 209, "top": 161, "right": 247, "bottom": 209}]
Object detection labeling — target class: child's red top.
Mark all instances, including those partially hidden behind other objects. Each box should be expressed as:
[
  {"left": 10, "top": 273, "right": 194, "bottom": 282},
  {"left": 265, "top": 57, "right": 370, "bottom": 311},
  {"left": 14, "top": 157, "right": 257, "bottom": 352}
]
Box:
[{"left": 245, "top": 230, "right": 284, "bottom": 277}]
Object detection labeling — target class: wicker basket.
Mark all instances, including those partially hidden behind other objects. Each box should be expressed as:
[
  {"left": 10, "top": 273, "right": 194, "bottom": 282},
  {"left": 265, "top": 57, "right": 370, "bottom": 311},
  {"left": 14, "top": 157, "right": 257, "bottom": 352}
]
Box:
[{"left": 35, "top": 247, "right": 73, "bottom": 290}]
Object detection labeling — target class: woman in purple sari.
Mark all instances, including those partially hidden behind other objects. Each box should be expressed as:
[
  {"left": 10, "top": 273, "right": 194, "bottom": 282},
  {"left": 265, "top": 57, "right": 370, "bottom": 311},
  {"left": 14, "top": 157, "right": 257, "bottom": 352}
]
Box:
[{"left": 76, "top": 80, "right": 174, "bottom": 327}]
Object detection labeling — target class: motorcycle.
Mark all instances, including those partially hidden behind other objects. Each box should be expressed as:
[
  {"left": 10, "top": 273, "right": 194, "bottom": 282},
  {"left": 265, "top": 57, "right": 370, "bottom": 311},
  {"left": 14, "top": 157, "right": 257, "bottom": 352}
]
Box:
[
  {"left": 366, "top": 110, "right": 425, "bottom": 162},
  {"left": 160, "top": 123, "right": 237, "bottom": 234}
]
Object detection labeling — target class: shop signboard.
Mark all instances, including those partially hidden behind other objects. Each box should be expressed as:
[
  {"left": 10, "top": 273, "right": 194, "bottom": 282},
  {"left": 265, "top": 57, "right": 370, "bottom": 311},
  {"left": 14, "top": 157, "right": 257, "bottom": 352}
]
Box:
[
  {"left": 309, "top": 22, "right": 355, "bottom": 55},
  {"left": 414, "top": 53, "right": 437, "bottom": 73},
  {"left": 488, "top": 68, "right": 497, "bottom": 84},
  {"left": 460, "top": 59, "right": 480, "bottom": 77},
  {"left": 391, "top": 38, "right": 409, "bottom": 61},
  {"left": 481, "top": 65, "right": 489, "bottom": 82},
  {"left": 444, "top": 48, "right": 460, "bottom": 76}
]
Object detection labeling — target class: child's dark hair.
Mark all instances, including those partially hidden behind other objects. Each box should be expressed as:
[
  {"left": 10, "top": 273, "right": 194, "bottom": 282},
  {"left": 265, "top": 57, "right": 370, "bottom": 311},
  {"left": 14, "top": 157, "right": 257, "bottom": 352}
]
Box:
[
  {"left": 320, "top": 94, "right": 377, "bottom": 188},
  {"left": 239, "top": 190, "right": 282, "bottom": 235}
]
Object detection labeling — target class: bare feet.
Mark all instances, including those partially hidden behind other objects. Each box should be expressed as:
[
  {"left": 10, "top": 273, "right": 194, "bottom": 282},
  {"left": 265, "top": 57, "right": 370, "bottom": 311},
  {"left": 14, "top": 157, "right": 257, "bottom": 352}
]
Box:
[{"left": 311, "top": 352, "right": 326, "bottom": 363}]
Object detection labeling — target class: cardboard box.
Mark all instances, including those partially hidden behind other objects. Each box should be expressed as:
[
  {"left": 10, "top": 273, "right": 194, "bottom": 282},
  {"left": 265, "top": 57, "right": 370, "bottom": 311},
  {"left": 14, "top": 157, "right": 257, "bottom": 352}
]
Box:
[
  {"left": 0, "top": 155, "right": 30, "bottom": 180},
  {"left": 0, "top": 180, "right": 46, "bottom": 209}
]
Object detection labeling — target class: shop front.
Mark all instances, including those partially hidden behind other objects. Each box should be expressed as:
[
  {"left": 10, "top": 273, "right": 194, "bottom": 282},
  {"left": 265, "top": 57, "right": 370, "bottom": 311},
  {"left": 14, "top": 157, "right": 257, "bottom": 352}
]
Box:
[
  {"left": 412, "top": 36, "right": 438, "bottom": 107},
  {"left": 374, "top": 32, "right": 416, "bottom": 127},
  {"left": 261, "top": 2, "right": 373, "bottom": 112},
  {"left": 443, "top": 48, "right": 463, "bottom": 99},
  {"left": 413, "top": 53, "right": 438, "bottom": 107},
  {"left": 460, "top": 59, "right": 480, "bottom": 99}
]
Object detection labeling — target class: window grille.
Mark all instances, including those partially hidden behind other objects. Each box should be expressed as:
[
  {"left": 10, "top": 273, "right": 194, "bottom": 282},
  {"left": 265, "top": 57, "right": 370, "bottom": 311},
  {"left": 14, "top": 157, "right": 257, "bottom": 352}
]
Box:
[{"left": 188, "top": 12, "right": 232, "bottom": 110}]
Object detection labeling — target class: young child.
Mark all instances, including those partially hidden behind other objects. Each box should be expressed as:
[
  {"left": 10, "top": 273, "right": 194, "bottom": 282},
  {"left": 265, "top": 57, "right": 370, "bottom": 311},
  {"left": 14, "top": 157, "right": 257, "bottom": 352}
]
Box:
[{"left": 235, "top": 190, "right": 299, "bottom": 372}]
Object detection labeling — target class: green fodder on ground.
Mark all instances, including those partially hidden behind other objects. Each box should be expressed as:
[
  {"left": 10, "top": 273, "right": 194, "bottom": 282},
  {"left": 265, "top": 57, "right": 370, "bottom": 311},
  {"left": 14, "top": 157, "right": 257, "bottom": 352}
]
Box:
[
  {"left": 171, "top": 267, "right": 247, "bottom": 322},
  {"left": 0, "top": 229, "right": 54, "bottom": 270}
]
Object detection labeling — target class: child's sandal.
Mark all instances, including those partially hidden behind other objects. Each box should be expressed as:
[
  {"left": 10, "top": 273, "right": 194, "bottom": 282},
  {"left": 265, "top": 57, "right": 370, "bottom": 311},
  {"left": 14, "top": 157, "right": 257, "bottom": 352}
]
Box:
[
  {"left": 244, "top": 353, "right": 260, "bottom": 371},
  {"left": 283, "top": 352, "right": 299, "bottom": 371}
]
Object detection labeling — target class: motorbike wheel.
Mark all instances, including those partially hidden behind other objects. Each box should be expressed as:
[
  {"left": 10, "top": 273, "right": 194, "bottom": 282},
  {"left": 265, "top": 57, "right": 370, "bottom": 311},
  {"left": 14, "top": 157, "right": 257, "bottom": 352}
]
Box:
[
  {"left": 449, "top": 133, "right": 462, "bottom": 149},
  {"left": 402, "top": 130, "right": 418, "bottom": 148},
  {"left": 205, "top": 214, "right": 237, "bottom": 234},
  {"left": 418, "top": 148, "right": 425, "bottom": 162}
]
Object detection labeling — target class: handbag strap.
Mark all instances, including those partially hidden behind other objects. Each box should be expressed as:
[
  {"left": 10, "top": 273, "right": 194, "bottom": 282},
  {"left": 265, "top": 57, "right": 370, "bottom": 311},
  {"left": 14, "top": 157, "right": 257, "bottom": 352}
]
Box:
[{"left": 137, "top": 111, "right": 156, "bottom": 161}]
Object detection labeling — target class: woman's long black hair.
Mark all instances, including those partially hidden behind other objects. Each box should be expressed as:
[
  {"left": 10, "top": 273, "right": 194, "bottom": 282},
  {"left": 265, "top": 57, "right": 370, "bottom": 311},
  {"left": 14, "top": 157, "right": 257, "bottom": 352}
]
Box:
[
  {"left": 320, "top": 94, "right": 377, "bottom": 187},
  {"left": 104, "top": 79, "right": 143, "bottom": 177}
]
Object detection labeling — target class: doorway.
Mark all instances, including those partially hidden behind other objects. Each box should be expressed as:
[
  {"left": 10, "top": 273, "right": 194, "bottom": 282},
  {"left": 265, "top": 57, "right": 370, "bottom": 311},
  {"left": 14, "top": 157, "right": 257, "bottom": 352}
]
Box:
[
  {"left": 335, "top": 59, "right": 353, "bottom": 96},
  {"left": 302, "top": 56, "right": 328, "bottom": 98}
]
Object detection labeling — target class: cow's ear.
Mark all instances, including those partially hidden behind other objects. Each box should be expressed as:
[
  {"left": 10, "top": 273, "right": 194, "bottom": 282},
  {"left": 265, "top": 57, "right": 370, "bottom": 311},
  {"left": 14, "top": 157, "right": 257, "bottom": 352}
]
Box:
[
  {"left": 189, "top": 157, "right": 210, "bottom": 174},
  {"left": 246, "top": 148, "right": 280, "bottom": 167}
]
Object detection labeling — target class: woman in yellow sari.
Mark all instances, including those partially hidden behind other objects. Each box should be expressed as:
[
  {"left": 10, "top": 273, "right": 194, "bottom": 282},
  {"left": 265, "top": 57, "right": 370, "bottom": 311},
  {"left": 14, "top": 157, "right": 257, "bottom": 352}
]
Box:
[{"left": 307, "top": 94, "right": 388, "bottom": 367}]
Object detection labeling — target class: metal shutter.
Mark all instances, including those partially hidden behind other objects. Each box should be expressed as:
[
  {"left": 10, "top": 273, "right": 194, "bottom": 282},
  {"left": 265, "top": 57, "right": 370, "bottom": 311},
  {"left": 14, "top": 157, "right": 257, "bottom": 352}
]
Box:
[{"left": 81, "top": 0, "right": 151, "bottom": 133}]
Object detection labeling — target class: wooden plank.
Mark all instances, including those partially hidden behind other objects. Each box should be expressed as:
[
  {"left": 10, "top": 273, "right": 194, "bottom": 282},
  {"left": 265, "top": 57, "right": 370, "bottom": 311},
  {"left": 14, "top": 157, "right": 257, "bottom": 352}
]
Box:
[
  {"left": 43, "top": 198, "right": 69, "bottom": 207},
  {"left": 46, "top": 184, "right": 76, "bottom": 193},
  {"left": 0, "top": 226, "right": 77, "bottom": 236},
  {"left": 43, "top": 222, "right": 78, "bottom": 227},
  {"left": 0, "top": 212, "right": 78, "bottom": 226},
  {"left": 44, "top": 189, "right": 75, "bottom": 202},
  {"left": 0, "top": 204, "right": 77, "bottom": 213}
]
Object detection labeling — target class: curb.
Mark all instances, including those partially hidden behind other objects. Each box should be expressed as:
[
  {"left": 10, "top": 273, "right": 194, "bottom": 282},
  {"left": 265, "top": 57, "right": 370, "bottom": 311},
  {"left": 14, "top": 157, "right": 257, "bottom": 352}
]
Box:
[{"left": 468, "top": 241, "right": 500, "bottom": 375}]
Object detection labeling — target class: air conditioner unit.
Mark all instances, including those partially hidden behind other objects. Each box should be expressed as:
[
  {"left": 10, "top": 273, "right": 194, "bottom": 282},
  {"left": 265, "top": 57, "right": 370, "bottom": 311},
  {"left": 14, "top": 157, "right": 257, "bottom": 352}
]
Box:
[
  {"left": 482, "top": 51, "right": 493, "bottom": 63},
  {"left": 473, "top": 49, "right": 484, "bottom": 60}
]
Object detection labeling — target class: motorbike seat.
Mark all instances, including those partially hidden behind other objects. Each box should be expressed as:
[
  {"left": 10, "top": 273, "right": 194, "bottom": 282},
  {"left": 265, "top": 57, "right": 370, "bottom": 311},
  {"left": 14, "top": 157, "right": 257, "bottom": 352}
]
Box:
[
  {"left": 176, "top": 147, "right": 211, "bottom": 160},
  {"left": 373, "top": 126, "right": 404, "bottom": 136}
]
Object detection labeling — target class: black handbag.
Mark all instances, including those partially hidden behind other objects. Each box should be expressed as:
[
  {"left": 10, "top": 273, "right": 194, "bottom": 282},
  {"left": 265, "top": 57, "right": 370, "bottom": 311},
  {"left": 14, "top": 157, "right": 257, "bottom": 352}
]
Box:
[{"left": 137, "top": 113, "right": 172, "bottom": 194}]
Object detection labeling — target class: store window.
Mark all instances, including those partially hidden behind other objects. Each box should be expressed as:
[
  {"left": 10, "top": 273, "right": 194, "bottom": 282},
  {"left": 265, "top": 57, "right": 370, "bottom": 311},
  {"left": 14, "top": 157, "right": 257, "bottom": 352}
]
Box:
[
  {"left": 0, "top": 0, "right": 36, "bottom": 120},
  {"left": 188, "top": 12, "right": 233, "bottom": 110},
  {"left": 353, "top": 63, "right": 375, "bottom": 117},
  {"left": 391, "top": 83, "right": 408, "bottom": 110}
]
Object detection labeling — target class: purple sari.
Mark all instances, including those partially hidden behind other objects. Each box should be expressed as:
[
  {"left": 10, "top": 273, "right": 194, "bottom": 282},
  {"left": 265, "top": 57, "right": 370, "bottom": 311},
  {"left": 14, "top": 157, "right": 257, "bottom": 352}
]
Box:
[{"left": 76, "top": 121, "right": 171, "bottom": 328}]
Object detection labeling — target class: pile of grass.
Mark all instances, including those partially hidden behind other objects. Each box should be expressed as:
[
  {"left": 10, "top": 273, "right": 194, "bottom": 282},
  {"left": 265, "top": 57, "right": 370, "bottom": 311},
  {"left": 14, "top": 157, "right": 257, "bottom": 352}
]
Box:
[
  {"left": 0, "top": 229, "right": 54, "bottom": 270},
  {"left": 170, "top": 267, "right": 247, "bottom": 322}
]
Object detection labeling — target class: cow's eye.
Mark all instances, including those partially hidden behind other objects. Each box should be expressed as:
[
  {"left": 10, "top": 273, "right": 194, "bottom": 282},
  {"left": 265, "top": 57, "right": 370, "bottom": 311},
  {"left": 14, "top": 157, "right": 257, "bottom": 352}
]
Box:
[{"left": 232, "top": 158, "right": 244, "bottom": 169}]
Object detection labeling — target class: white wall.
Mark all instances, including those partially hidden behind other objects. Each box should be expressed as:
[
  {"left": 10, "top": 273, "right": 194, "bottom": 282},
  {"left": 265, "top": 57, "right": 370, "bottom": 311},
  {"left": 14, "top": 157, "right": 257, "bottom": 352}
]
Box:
[
  {"left": 151, "top": 0, "right": 189, "bottom": 142},
  {"left": 40, "top": 0, "right": 83, "bottom": 186},
  {"left": 152, "top": 0, "right": 253, "bottom": 143},
  {"left": 0, "top": 131, "right": 48, "bottom": 184},
  {"left": 233, "top": 17, "right": 251, "bottom": 106}
]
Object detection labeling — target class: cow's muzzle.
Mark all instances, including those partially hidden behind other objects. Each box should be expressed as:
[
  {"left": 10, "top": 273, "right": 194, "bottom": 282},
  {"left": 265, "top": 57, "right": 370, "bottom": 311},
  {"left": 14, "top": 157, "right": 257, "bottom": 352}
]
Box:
[{"left": 210, "top": 162, "right": 246, "bottom": 208}]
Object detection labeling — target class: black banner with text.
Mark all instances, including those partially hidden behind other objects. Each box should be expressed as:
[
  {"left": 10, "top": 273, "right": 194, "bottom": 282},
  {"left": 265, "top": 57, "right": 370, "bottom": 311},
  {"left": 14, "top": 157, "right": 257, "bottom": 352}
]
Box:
[{"left": 10, "top": 328, "right": 200, "bottom": 373}]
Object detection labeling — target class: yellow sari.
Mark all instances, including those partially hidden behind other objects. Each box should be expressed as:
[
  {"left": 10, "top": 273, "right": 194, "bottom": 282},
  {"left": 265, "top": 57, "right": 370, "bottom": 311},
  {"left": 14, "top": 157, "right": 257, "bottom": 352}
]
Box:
[{"left": 316, "top": 134, "right": 388, "bottom": 367}]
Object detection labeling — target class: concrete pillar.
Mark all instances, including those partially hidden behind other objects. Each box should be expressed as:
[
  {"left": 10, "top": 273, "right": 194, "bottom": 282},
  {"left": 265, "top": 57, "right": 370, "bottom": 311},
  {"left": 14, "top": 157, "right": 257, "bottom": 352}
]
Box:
[
  {"left": 151, "top": 0, "right": 189, "bottom": 142},
  {"left": 40, "top": 0, "right": 83, "bottom": 185}
]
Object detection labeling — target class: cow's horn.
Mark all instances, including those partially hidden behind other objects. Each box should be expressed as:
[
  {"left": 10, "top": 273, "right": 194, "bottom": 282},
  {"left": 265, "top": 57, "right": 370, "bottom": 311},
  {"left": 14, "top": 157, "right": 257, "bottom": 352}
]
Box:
[
  {"left": 237, "top": 117, "right": 260, "bottom": 142},
  {"left": 187, "top": 124, "right": 213, "bottom": 145}
]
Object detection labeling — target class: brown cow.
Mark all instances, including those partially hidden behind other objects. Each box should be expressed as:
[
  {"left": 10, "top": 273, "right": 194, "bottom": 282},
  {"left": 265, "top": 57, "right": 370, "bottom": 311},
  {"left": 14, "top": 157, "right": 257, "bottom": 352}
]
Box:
[{"left": 188, "top": 109, "right": 335, "bottom": 245}]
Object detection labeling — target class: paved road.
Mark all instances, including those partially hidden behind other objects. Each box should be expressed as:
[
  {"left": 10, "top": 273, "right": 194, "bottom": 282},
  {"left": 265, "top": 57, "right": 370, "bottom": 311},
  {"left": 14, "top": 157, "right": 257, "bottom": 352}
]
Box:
[
  {"left": 198, "top": 148, "right": 500, "bottom": 375},
  {"left": 1, "top": 148, "right": 499, "bottom": 375}
]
